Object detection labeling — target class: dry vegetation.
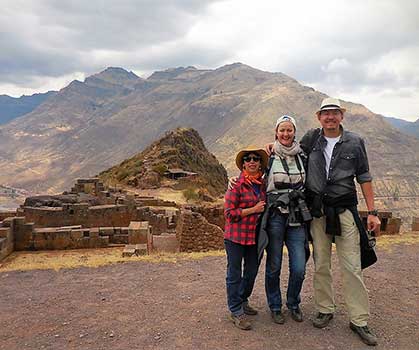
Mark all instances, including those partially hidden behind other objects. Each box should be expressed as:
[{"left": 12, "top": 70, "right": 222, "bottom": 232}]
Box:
[
  {"left": 1, "top": 233, "right": 418, "bottom": 273},
  {"left": 0, "top": 248, "right": 225, "bottom": 272}
]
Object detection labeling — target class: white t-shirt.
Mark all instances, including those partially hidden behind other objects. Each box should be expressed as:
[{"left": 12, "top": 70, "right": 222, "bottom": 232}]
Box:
[{"left": 324, "top": 136, "right": 340, "bottom": 177}]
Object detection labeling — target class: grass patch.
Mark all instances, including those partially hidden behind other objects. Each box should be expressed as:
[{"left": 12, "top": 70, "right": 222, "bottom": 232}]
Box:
[
  {"left": 0, "top": 248, "right": 225, "bottom": 272},
  {"left": 1, "top": 233, "right": 417, "bottom": 273},
  {"left": 375, "top": 232, "right": 419, "bottom": 251}
]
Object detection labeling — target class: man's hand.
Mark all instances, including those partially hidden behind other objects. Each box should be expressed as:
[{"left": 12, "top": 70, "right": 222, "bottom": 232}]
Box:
[
  {"left": 264, "top": 143, "right": 273, "bottom": 155},
  {"left": 228, "top": 176, "right": 238, "bottom": 190},
  {"left": 367, "top": 215, "right": 381, "bottom": 233},
  {"left": 252, "top": 201, "right": 266, "bottom": 214}
]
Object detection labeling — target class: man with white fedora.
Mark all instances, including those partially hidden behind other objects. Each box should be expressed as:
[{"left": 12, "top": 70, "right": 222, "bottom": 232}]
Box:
[{"left": 300, "top": 97, "right": 380, "bottom": 346}]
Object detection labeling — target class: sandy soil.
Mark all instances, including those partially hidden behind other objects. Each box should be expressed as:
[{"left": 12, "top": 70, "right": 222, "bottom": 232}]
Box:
[{"left": 0, "top": 236, "right": 418, "bottom": 350}]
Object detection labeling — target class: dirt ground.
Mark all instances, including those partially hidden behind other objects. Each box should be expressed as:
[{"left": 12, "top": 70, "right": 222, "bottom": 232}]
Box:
[{"left": 1, "top": 235, "right": 418, "bottom": 350}]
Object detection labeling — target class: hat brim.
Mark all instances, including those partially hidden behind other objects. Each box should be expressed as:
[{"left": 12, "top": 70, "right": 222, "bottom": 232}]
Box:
[
  {"left": 316, "top": 106, "right": 346, "bottom": 116},
  {"left": 235, "top": 147, "right": 269, "bottom": 171}
]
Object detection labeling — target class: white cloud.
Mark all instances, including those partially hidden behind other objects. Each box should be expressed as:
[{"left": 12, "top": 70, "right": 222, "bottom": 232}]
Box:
[{"left": 1, "top": 0, "right": 418, "bottom": 120}]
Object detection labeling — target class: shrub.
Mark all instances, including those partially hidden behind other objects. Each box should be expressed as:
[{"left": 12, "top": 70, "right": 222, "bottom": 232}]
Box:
[
  {"left": 152, "top": 163, "right": 168, "bottom": 176},
  {"left": 116, "top": 169, "right": 130, "bottom": 181},
  {"left": 182, "top": 188, "right": 199, "bottom": 201}
]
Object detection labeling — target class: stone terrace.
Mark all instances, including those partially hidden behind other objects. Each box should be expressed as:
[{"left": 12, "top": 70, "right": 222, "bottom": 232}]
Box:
[{"left": 0, "top": 178, "right": 225, "bottom": 262}]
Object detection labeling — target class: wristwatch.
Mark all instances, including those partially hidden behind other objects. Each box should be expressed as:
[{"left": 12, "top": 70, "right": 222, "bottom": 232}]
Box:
[{"left": 367, "top": 209, "right": 379, "bottom": 216}]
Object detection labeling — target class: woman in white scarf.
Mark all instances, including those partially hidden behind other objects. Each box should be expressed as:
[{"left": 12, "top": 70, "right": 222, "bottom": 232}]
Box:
[{"left": 264, "top": 115, "right": 308, "bottom": 325}]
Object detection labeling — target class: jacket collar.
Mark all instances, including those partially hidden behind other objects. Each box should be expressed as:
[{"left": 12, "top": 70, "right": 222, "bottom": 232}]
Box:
[{"left": 320, "top": 125, "right": 349, "bottom": 143}]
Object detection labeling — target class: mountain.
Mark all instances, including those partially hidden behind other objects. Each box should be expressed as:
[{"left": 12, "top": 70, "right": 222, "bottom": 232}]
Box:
[
  {"left": 0, "top": 63, "right": 418, "bottom": 223},
  {"left": 0, "top": 91, "right": 57, "bottom": 124},
  {"left": 384, "top": 117, "right": 419, "bottom": 139},
  {"left": 99, "top": 127, "right": 228, "bottom": 198}
]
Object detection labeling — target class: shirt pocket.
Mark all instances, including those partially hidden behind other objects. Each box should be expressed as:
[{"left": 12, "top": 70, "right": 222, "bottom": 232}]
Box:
[{"left": 339, "top": 153, "right": 357, "bottom": 171}]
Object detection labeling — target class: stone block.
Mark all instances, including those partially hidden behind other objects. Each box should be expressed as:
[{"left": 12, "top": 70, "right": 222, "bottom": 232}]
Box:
[
  {"left": 14, "top": 220, "right": 34, "bottom": 251},
  {"left": 128, "top": 221, "right": 150, "bottom": 244},
  {"left": 1, "top": 218, "right": 13, "bottom": 228},
  {"left": 112, "top": 234, "right": 128, "bottom": 244},
  {"left": 98, "top": 236, "right": 109, "bottom": 247},
  {"left": 122, "top": 243, "right": 148, "bottom": 257},
  {"left": 99, "top": 227, "right": 114, "bottom": 236},
  {"left": 152, "top": 234, "right": 179, "bottom": 253},
  {"left": 136, "top": 244, "right": 148, "bottom": 255},
  {"left": 412, "top": 217, "right": 419, "bottom": 231},
  {"left": 0, "top": 227, "right": 10, "bottom": 239},
  {"left": 57, "top": 225, "right": 82, "bottom": 231},
  {"left": 33, "top": 238, "right": 48, "bottom": 250},
  {"left": 383, "top": 218, "right": 401, "bottom": 235},
  {"left": 90, "top": 228, "right": 100, "bottom": 238},
  {"left": 54, "top": 231, "right": 72, "bottom": 249},
  {"left": 79, "top": 237, "right": 91, "bottom": 249},
  {"left": 122, "top": 245, "right": 136, "bottom": 257},
  {"left": 70, "top": 230, "right": 84, "bottom": 240}
]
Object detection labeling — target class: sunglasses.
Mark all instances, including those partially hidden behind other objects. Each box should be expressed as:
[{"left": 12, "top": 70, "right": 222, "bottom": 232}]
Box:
[{"left": 243, "top": 155, "right": 261, "bottom": 162}]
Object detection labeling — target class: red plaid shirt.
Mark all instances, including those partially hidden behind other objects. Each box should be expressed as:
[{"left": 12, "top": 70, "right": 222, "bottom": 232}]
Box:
[{"left": 224, "top": 172, "right": 266, "bottom": 245}]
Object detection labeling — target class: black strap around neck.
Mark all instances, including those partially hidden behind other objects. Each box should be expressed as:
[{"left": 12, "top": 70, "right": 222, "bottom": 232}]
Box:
[{"left": 279, "top": 154, "right": 303, "bottom": 179}]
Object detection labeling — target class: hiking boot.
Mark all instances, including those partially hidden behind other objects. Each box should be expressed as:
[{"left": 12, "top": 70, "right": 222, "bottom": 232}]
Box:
[
  {"left": 243, "top": 302, "right": 258, "bottom": 316},
  {"left": 350, "top": 322, "right": 378, "bottom": 346},
  {"left": 229, "top": 313, "right": 252, "bottom": 330},
  {"left": 313, "top": 312, "right": 334, "bottom": 328},
  {"left": 271, "top": 310, "right": 285, "bottom": 324},
  {"left": 290, "top": 307, "right": 303, "bottom": 322}
]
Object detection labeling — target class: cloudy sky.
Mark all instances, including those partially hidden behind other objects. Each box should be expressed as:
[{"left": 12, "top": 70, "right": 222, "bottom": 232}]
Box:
[{"left": 1, "top": 0, "right": 418, "bottom": 121}]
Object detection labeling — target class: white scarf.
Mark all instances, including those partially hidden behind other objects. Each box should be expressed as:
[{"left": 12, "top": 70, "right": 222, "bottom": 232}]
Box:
[{"left": 273, "top": 140, "right": 301, "bottom": 158}]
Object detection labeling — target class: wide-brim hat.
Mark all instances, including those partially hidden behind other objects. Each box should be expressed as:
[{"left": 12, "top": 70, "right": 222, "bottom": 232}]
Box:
[
  {"left": 316, "top": 97, "right": 346, "bottom": 116},
  {"left": 235, "top": 145, "right": 269, "bottom": 171}
]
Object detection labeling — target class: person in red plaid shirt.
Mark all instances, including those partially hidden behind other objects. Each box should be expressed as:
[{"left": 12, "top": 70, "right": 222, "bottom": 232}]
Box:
[{"left": 224, "top": 146, "right": 268, "bottom": 330}]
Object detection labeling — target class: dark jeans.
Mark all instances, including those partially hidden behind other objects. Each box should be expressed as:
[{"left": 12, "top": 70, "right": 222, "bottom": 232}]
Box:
[
  {"left": 265, "top": 211, "right": 306, "bottom": 311},
  {"left": 225, "top": 239, "right": 259, "bottom": 316}
]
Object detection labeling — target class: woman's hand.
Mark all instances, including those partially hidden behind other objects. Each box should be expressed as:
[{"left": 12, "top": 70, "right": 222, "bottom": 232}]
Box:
[
  {"left": 252, "top": 200, "right": 266, "bottom": 214},
  {"left": 228, "top": 176, "right": 239, "bottom": 190},
  {"left": 240, "top": 200, "right": 266, "bottom": 217}
]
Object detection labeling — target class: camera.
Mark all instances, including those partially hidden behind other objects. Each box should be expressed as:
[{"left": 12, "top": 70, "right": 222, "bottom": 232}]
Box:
[
  {"left": 271, "top": 189, "right": 313, "bottom": 225},
  {"left": 367, "top": 230, "right": 376, "bottom": 249},
  {"left": 288, "top": 190, "right": 313, "bottom": 223}
]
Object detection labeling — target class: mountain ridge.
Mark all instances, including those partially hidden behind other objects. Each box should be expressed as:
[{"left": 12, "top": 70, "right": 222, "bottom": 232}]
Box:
[
  {"left": 384, "top": 116, "right": 419, "bottom": 139},
  {"left": 0, "top": 91, "right": 57, "bottom": 124},
  {"left": 0, "top": 63, "right": 418, "bottom": 224}
]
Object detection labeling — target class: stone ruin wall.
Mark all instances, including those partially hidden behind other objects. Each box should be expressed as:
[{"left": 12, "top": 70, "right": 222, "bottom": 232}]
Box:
[
  {"left": 19, "top": 204, "right": 136, "bottom": 229},
  {"left": 0, "top": 211, "right": 17, "bottom": 222},
  {"left": 0, "top": 225, "right": 13, "bottom": 261},
  {"left": 1, "top": 176, "right": 417, "bottom": 263},
  {"left": 0, "top": 217, "right": 152, "bottom": 258},
  {"left": 187, "top": 205, "right": 225, "bottom": 230},
  {"left": 176, "top": 209, "right": 224, "bottom": 252},
  {"left": 17, "top": 204, "right": 176, "bottom": 235}
]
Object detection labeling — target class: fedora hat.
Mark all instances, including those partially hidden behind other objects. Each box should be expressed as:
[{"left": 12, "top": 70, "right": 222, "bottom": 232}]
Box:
[
  {"left": 316, "top": 97, "right": 346, "bottom": 116},
  {"left": 235, "top": 145, "right": 268, "bottom": 171}
]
